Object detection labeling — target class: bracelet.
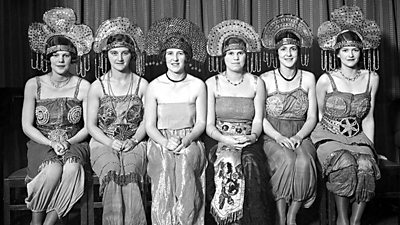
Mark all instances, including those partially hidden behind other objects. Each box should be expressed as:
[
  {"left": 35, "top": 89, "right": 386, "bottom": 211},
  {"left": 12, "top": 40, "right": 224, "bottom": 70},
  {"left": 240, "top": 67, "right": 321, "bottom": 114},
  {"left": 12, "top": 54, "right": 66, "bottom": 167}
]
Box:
[
  {"left": 131, "top": 138, "right": 139, "bottom": 145},
  {"left": 251, "top": 133, "right": 259, "bottom": 142}
]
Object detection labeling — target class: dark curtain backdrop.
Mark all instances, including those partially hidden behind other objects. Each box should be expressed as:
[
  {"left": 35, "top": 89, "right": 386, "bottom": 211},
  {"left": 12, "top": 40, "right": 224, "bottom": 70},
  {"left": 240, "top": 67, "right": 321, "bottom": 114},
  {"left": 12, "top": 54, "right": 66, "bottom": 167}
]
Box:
[{"left": 1, "top": 0, "right": 399, "bottom": 176}]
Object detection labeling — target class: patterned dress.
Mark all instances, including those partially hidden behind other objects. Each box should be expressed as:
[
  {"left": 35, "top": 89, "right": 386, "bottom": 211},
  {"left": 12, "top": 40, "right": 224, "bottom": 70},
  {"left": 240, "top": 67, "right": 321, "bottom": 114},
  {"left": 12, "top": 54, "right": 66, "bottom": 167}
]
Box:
[
  {"left": 147, "top": 100, "right": 207, "bottom": 225},
  {"left": 210, "top": 74, "right": 269, "bottom": 225},
  {"left": 311, "top": 72, "right": 380, "bottom": 202},
  {"left": 90, "top": 76, "right": 147, "bottom": 225},
  {"left": 263, "top": 70, "right": 317, "bottom": 208},
  {"left": 26, "top": 76, "right": 88, "bottom": 217}
]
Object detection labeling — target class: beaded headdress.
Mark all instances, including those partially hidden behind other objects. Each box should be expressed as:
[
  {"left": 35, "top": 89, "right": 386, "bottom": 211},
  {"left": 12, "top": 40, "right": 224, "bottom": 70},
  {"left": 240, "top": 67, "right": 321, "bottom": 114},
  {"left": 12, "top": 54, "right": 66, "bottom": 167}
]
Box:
[
  {"left": 261, "top": 14, "right": 313, "bottom": 68},
  {"left": 145, "top": 17, "right": 207, "bottom": 72},
  {"left": 93, "top": 17, "right": 145, "bottom": 78},
  {"left": 207, "top": 20, "right": 262, "bottom": 73},
  {"left": 317, "top": 5, "right": 381, "bottom": 71},
  {"left": 28, "top": 7, "right": 93, "bottom": 77}
]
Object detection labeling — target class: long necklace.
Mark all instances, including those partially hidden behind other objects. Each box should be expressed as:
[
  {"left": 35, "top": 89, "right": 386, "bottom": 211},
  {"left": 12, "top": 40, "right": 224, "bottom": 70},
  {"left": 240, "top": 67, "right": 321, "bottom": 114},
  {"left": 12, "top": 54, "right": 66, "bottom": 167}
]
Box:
[
  {"left": 107, "top": 71, "right": 134, "bottom": 103},
  {"left": 278, "top": 68, "right": 298, "bottom": 82},
  {"left": 339, "top": 69, "right": 362, "bottom": 82},
  {"left": 224, "top": 72, "right": 244, "bottom": 86},
  {"left": 49, "top": 74, "right": 71, "bottom": 88},
  {"left": 166, "top": 72, "right": 187, "bottom": 82}
]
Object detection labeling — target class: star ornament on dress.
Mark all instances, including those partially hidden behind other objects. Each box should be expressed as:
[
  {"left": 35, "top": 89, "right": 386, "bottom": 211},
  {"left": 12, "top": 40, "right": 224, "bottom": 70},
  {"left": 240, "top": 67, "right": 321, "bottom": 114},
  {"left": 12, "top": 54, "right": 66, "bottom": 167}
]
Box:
[
  {"left": 317, "top": 5, "right": 381, "bottom": 71},
  {"left": 28, "top": 7, "right": 93, "bottom": 76}
]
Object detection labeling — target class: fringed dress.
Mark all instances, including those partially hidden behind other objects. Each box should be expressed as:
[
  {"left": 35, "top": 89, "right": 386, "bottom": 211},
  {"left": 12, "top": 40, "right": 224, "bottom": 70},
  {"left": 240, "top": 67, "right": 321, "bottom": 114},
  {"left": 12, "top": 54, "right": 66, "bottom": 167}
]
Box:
[
  {"left": 90, "top": 76, "right": 147, "bottom": 225},
  {"left": 26, "top": 76, "right": 89, "bottom": 218},
  {"left": 210, "top": 75, "right": 269, "bottom": 225},
  {"left": 147, "top": 101, "right": 207, "bottom": 225},
  {"left": 263, "top": 70, "right": 317, "bottom": 208},
  {"left": 311, "top": 72, "right": 380, "bottom": 202}
]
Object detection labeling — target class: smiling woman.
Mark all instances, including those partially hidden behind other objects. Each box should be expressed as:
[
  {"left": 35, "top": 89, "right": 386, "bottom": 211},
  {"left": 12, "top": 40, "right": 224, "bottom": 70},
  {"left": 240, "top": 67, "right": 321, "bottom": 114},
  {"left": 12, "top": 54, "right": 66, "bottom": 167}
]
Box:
[{"left": 22, "top": 7, "right": 93, "bottom": 225}]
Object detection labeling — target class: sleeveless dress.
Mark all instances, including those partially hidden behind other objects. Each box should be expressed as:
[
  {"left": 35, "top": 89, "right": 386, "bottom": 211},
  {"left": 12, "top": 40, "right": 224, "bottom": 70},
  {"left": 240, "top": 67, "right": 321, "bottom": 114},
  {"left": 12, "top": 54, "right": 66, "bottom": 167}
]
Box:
[
  {"left": 147, "top": 93, "right": 207, "bottom": 225},
  {"left": 263, "top": 70, "right": 317, "bottom": 208},
  {"left": 26, "top": 76, "right": 89, "bottom": 217},
  {"left": 210, "top": 74, "right": 269, "bottom": 225},
  {"left": 311, "top": 72, "right": 380, "bottom": 202},
  {"left": 90, "top": 75, "right": 147, "bottom": 225}
]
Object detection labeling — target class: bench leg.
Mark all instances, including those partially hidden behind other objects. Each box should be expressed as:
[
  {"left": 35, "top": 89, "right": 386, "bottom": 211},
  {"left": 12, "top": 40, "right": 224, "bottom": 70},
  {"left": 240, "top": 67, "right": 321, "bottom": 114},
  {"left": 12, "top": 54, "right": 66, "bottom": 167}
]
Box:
[{"left": 4, "top": 180, "right": 10, "bottom": 225}]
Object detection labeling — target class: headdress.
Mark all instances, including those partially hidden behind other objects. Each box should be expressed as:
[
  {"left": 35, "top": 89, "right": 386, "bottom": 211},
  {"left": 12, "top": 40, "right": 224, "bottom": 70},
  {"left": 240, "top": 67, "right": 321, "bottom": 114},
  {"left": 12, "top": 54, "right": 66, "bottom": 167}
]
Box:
[
  {"left": 317, "top": 5, "right": 381, "bottom": 71},
  {"left": 28, "top": 7, "right": 93, "bottom": 77},
  {"left": 261, "top": 14, "right": 313, "bottom": 68},
  {"left": 145, "top": 17, "right": 207, "bottom": 72},
  {"left": 93, "top": 17, "right": 145, "bottom": 78},
  {"left": 207, "top": 20, "right": 262, "bottom": 73}
]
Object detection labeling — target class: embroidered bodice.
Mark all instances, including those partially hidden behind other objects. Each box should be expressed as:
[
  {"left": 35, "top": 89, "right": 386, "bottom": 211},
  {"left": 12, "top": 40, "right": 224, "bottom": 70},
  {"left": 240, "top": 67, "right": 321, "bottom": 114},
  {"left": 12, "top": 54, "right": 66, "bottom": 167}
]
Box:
[
  {"left": 34, "top": 76, "right": 83, "bottom": 142},
  {"left": 265, "top": 70, "right": 308, "bottom": 120},
  {"left": 97, "top": 76, "right": 144, "bottom": 141}
]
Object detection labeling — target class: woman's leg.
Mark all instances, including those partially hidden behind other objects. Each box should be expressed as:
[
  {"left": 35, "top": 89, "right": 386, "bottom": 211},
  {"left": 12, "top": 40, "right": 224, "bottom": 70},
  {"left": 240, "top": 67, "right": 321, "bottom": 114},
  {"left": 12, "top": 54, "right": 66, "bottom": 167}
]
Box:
[
  {"left": 349, "top": 201, "right": 366, "bottom": 225},
  {"left": 287, "top": 201, "right": 302, "bottom": 225},
  {"left": 31, "top": 211, "right": 45, "bottom": 225},
  {"left": 276, "top": 199, "right": 287, "bottom": 225},
  {"left": 334, "top": 195, "right": 349, "bottom": 225}
]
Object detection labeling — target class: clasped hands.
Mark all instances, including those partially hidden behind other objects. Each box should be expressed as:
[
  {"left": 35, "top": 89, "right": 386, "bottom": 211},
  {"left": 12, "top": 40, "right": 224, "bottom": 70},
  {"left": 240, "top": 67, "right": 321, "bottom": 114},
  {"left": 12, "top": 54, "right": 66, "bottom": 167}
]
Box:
[
  {"left": 111, "top": 138, "right": 139, "bottom": 152},
  {"left": 51, "top": 140, "right": 70, "bottom": 156},
  {"left": 165, "top": 136, "right": 191, "bottom": 155},
  {"left": 222, "top": 134, "right": 257, "bottom": 149},
  {"left": 275, "top": 134, "right": 302, "bottom": 150}
]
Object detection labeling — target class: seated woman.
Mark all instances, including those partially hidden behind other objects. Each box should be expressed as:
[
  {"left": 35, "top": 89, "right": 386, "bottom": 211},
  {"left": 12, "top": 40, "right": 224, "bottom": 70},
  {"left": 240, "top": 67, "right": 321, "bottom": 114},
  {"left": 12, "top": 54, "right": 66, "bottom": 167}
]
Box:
[
  {"left": 88, "top": 17, "right": 148, "bottom": 225},
  {"left": 260, "top": 14, "right": 317, "bottom": 225},
  {"left": 312, "top": 5, "right": 381, "bottom": 225},
  {"left": 22, "top": 7, "right": 92, "bottom": 225},
  {"left": 206, "top": 20, "right": 269, "bottom": 225},
  {"left": 144, "top": 18, "right": 208, "bottom": 225}
]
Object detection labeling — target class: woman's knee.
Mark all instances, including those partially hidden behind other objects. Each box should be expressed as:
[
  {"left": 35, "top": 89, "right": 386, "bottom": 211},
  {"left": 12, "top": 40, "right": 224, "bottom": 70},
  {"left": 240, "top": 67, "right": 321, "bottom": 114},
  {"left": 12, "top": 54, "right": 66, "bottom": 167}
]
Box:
[
  {"left": 356, "top": 154, "right": 374, "bottom": 171},
  {"left": 41, "top": 163, "right": 63, "bottom": 185}
]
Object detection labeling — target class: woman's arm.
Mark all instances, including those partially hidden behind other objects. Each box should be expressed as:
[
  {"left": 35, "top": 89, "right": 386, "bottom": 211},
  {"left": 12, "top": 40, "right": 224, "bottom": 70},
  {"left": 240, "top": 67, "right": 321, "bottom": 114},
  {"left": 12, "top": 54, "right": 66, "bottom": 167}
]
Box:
[
  {"left": 260, "top": 73, "right": 294, "bottom": 149},
  {"left": 122, "top": 77, "right": 149, "bottom": 151},
  {"left": 65, "top": 78, "right": 90, "bottom": 145},
  {"left": 86, "top": 79, "right": 119, "bottom": 150},
  {"left": 174, "top": 79, "right": 207, "bottom": 153},
  {"left": 290, "top": 72, "right": 317, "bottom": 147},
  {"left": 362, "top": 72, "right": 379, "bottom": 143},
  {"left": 315, "top": 73, "right": 329, "bottom": 121},
  {"left": 245, "top": 76, "right": 265, "bottom": 145},
  {"left": 205, "top": 76, "right": 239, "bottom": 146},
  {"left": 21, "top": 77, "right": 64, "bottom": 153}
]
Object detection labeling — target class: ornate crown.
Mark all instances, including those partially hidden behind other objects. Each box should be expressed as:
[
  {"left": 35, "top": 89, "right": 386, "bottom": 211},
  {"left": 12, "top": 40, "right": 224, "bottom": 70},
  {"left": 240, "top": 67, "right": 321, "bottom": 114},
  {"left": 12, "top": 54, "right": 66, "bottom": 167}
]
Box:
[
  {"left": 28, "top": 7, "right": 93, "bottom": 76},
  {"left": 93, "top": 17, "right": 145, "bottom": 77},
  {"left": 317, "top": 5, "right": 381, "bottom": 71},
  {"left": 261, "top": 14, "right": 313, "bottom": 67},
  {"left": 207, "top": 20, "right": 262, "bottom": 73},
  {"left": 145, "top": 17, "right": 207, "bottom": 72}
]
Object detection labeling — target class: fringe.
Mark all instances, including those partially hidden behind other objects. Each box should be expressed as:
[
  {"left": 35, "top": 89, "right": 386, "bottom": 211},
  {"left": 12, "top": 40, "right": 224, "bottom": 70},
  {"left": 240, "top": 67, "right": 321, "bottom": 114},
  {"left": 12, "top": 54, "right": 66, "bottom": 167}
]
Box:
[
  {"left": 99, "top": 170, "right": 141, "bottom": 195},
  {"left": 210, "top": 205, "right": 243, "bottom": 225}
]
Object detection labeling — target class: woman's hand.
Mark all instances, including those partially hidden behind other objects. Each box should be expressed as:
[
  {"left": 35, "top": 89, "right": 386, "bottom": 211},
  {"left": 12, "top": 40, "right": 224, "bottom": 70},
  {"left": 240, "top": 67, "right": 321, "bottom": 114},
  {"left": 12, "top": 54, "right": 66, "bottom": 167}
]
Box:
[
  {"left": 275, "top": 134, "right": 295, "bottom": 150},
  {"left": 289, "top": 135, "right": 303, "bottom": 149},
  {"left": 110, "top": 139, "right": 124, "bottom": 151},
  {"left": 121, "top": 139, "right": 139, "bottom": 152},
  {"left": 51, "top": 141, "right": 67, "bottom": 156},
  {"left": 173, "top": 136, "right": 192, "bottom": 154},
  {"left": 165, "top": 136, "right": 181, "bottom": 151}
]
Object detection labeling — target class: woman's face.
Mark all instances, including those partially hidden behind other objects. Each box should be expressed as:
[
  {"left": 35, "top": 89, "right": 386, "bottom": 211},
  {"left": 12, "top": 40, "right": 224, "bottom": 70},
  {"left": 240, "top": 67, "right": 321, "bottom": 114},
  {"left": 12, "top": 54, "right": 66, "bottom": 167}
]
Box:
[
  {"left": 224, "top": 49, "right": 246, "bottom": 72},
  {"left": 107, "top": 47, "right": 132, "bottom": 72},
  {"left": 337, "top": 46, "right": 361, "bottom": 68},
  {"left": 49, "top": 50, "right": 72, "bottom": 75},
  {"left": 165, "top": 48, "right": 186, "bottom": 74},
  {"left": 277, "top": 44, "right": 298, "bottom": 69}
]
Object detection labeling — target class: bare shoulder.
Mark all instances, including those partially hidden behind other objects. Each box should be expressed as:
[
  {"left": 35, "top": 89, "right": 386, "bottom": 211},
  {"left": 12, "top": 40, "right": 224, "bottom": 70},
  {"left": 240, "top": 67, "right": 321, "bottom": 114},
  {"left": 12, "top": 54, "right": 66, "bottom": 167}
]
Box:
[
  {"left": 300, "top": 70, "right": 316, "bottom": 84},
  {"left": 205, "top": 74, "right": 218, "bottom": 87},
  {"left": 259, "top": 70, "right": 274, "bottom": 82}
]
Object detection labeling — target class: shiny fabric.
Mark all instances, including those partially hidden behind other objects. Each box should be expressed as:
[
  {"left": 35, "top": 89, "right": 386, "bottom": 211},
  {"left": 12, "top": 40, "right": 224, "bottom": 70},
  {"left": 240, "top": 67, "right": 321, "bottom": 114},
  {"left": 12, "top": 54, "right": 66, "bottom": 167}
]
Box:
[
  {"left": 210, "top": 74, "right": 269, "bottom": 225},
  {"left": 263, "top": 71, "right": 317, "bottom": 208},
  {"left": 157, "top": 103, "right": 196, "bottom": 130},
  {"left": 311, "top": 72, "right": 380, "bottom": 202},
  {"left": 26, "top": 76, "right": 88, "bottom": 218},
  {"left": 90, "top": 77, "right": 147, "bottom": 225},
  {"left": 147, "top": 103, "right": 207, "bottom": 225}
]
